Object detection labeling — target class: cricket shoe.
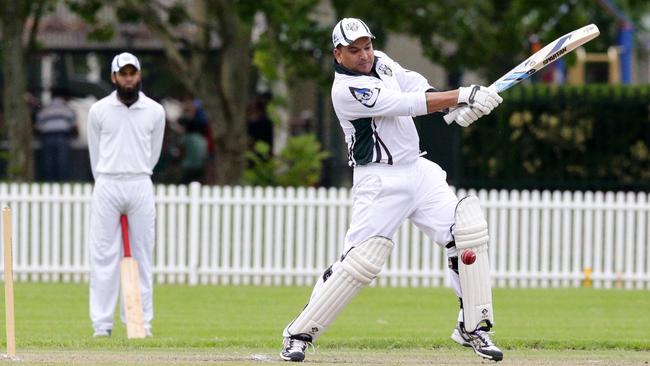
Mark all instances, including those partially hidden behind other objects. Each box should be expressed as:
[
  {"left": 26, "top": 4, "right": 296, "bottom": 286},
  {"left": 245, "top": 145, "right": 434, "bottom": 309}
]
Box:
[
  {"left": 451, "top": 324, "right": 503, "bottom": 362},
  {"left": 92, "top": 329, "right": 111, "bottom": 338},
  {"left": 145, "top": 328, "right": 153, "bottom": 338},
  {"left": 280, "top": 337, "right": 309, "bottom": 362}
]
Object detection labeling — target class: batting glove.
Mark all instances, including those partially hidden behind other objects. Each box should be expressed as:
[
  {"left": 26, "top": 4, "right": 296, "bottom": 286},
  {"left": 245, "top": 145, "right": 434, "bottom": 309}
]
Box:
[
  {"left": 444, "top": 106, "right": 484, "bottom": 127},
  {"left": 457, "top": 85, "right": 503, "bottom": 115}
]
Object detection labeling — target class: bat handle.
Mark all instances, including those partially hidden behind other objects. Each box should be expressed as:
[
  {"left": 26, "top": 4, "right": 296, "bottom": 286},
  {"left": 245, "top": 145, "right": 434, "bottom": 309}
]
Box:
[
  {"left": 488, "top": 83, "right": 504, "bottom": 94},
  {"left": 120, "top": 215, "right": 132, "bottom": 258},
  {"left": 443, "top": 107, "right": 459, "bottom": 125}
]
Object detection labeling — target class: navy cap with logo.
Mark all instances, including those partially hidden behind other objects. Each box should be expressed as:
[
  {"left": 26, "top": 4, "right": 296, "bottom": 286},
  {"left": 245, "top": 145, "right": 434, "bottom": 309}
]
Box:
[{"left": 332, "top": 18, "right": 375, "bottom": 48}]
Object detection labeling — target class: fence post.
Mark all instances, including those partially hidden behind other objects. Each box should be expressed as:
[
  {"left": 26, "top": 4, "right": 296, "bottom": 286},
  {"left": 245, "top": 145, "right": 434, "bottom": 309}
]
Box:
[{"left": 188, "top": 182, "right": 201, "bottom": 285}]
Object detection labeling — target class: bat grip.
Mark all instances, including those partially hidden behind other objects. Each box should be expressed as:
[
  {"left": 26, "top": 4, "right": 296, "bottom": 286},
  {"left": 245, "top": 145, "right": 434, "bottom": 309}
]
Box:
[
  {"left": 443, "top": 107, "right": 460, "bottom": 125},
  {"left": 120, "top": 215, "right": 132, "bottom": 258}
]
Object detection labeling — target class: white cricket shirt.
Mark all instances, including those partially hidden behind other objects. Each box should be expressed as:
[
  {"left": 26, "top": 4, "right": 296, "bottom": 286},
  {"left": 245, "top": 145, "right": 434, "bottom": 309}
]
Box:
[
  {"left": 331, "top": 50, "right": 434, "bottom": 167},
  {"left": 87, "top": 91, "right": 165, "bottom": 178}
]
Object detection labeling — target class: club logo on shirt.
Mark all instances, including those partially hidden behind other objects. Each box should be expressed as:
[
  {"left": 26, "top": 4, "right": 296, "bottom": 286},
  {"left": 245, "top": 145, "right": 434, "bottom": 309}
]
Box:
[
  {"left": 377, "top": 64, "right": 392, "bottom": 77},
  {"left": 349, "top": 87, "right": 380, "bottom": 108}
]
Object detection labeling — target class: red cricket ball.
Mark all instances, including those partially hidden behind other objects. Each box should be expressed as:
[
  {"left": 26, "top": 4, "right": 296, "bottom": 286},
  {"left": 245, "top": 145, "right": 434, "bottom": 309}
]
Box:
[{"left": 461, "top": 249, "right": 477, "bottom": 265}]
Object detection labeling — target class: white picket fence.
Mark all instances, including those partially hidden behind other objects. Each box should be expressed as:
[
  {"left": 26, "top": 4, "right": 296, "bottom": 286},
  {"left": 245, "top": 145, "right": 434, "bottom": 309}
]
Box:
[{"left": 0, "top": 182, "right": 648, "bottom": 289}]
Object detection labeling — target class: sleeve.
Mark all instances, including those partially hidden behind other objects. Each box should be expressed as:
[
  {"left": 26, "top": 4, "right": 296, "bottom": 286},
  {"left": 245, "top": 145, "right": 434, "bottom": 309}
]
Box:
[
  {"left": 149, "top": 105, "right": 166, "bottom": 170},
  {"left": 87, "top": 104, "right": 100, "bottom": 179},
  {"left": 332, "top": 79, "right": 428, "bottom": 121}
]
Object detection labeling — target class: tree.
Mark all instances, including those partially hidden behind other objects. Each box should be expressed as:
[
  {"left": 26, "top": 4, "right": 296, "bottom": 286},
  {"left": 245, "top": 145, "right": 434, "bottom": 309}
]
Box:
[{"left": 0, "top": 0, "right": 48, "bottom": 181}]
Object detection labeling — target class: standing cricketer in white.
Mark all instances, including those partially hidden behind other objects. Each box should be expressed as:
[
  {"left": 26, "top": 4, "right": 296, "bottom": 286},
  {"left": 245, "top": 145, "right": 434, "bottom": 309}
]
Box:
[
  {"left": 87, "top": 52, "right": 165, "bottom": 338},
  {"left": 281, "top": 18, "right": 504, "bottom": 362}
]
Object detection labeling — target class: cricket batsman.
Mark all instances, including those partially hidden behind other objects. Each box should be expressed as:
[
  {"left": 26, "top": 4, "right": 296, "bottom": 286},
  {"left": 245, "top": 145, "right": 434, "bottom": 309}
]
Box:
[{"left": 280, "top": 18, "right": 503, "bottom": 362}]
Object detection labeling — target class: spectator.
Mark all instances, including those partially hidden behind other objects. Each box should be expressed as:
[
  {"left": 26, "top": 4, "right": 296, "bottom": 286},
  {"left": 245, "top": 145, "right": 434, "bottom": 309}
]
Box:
[
  {"left": 246, "top": 96, "right": 274, "bottom": 152},
  {"left": 178, "top": 98, "right": 209, "bottom": 184},
  {"left": 34, "top": 87, "right": 78, "bottom": 182}
]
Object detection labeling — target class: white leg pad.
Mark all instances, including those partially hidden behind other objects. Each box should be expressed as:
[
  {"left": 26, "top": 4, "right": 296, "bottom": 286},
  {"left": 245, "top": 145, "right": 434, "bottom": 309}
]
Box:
[
  {"left": 453, "top": 196, "right": 494, "bottom": 332},
  {"left": 284, "top": 236, "right": 393, "bottom": 341}
]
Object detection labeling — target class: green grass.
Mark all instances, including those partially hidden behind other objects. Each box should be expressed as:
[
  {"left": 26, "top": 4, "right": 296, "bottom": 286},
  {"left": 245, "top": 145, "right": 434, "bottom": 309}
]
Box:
[{"left": 1, "top": 283, "right": 649, "bottom": 352}]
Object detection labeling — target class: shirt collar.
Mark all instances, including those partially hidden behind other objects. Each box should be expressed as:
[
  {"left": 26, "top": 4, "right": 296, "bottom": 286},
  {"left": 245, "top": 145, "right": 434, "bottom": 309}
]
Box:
[{"left": 334, "top": 57, "right": 380, "bottom": 79}]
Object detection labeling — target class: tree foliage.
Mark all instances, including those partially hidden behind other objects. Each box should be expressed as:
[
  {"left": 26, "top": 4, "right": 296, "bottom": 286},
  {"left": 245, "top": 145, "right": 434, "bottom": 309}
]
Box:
[
  {"left": 460, "top": 84, "right": 650, "bottom": 190},
  {"left": 244, "top": 133, "right": 330, "bottom": 187},
  {"left": 251, "top": 0, "right": 330, "bottom": 85}
]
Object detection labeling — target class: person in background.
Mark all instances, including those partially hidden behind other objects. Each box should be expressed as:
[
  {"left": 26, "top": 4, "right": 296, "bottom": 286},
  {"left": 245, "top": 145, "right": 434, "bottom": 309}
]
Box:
[
  {"left": 178, "top": 97, "right": 209, "bottom": 184},
  {"left": 34, "top": 87, "right": 78, "bottom": 182},
  {"left": 86, "top": 52, "right": 165, "bottom": 338},
  {"left": 246, "top": 95, "right": 274, "bottom": 152}
]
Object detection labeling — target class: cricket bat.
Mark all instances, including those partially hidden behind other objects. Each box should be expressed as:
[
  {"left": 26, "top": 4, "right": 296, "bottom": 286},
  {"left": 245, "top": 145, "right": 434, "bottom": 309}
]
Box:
[
  {"left": 445, "top": 24, "right": 600, "bottom": 123},
  {"left": 3, "top": 207, "right": 16, "bottom": 358},
  {"left": 120, "top": 214, "right": 146, "bottom": 339}
]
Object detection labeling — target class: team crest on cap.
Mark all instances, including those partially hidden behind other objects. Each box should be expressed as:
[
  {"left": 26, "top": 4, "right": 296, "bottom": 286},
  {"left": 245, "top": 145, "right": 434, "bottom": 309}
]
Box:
[
  {"left": 349, "top": 87, "right": 380, "bottom": 108},
  {"left": 346, "top": 21, "right": 360, "bottom": 32}
]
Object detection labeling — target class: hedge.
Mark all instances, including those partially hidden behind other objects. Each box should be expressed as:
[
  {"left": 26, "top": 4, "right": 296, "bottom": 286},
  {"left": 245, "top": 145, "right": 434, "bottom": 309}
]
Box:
[{"left": 457, "top": 84, "right": 650, "bottom": 191}]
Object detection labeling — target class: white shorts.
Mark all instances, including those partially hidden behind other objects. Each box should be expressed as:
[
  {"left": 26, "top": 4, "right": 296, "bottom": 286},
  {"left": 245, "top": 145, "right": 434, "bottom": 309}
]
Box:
[{"left": 344, "top": 157, "right": 457, "bottom": 252}]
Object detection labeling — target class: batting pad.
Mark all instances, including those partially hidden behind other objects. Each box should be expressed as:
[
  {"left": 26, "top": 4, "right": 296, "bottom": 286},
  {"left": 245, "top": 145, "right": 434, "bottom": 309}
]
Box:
[
  {"left": 285, "top": 236, "right": 394, "bottom": 341},
  {"left": 453, "top": 196, "right": 494, "bottom": 332}
]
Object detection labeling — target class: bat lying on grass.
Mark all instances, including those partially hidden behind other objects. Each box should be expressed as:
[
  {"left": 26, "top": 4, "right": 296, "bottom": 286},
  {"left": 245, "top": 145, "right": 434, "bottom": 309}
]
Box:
[{"left": 445, "top": 24, "right": 600, "bottom": 124}]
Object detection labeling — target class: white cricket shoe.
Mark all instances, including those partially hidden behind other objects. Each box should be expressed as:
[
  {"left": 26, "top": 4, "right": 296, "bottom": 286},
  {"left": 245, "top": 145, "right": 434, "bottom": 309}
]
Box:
[
  {"left": 280, "top": 337, "right": 308, "bottom": 362},
  {"left": 145, "top": 328, "right": 153, "bottom": 338},
  {"left": 92, "top": 329, "right": 111, "bottom": 338},
  {"left": 451, "top": 325, "right": 503, "bottom": 362}
]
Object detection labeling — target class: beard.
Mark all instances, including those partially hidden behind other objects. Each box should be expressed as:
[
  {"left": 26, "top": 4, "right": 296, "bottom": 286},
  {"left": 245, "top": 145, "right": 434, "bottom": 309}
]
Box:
[{"left": 115, "top": 80, "right": 141, "bottom": 106}]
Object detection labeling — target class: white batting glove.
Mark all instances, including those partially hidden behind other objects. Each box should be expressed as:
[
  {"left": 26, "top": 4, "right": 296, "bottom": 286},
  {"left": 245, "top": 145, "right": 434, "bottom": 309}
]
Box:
[
  {"left": 457, "top": 85, "right": 503, "bottom": 114},
  {"left": 443, "top": 106, "right": 485, "bottom": 127}
]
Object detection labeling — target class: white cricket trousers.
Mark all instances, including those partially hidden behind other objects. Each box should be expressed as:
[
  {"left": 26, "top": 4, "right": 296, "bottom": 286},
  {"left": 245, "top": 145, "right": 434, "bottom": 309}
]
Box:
[
  {"left": 89, "top": 175, "right": 155, "bottom": 332},
  {"left": 345, "top": 157, "right": 457, "bottom": 250},
  {"left": 346, "top": 157, "right": 462, "bottom": 297}
]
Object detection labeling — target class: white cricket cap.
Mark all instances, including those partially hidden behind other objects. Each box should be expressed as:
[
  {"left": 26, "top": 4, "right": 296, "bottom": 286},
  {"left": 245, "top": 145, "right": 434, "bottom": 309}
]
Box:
[
  {"left": 111, "top": 52, "right": 141, "bottom": 73},
  {"left": 332, "top": 18, "right": 375, "bottom": 48}
]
